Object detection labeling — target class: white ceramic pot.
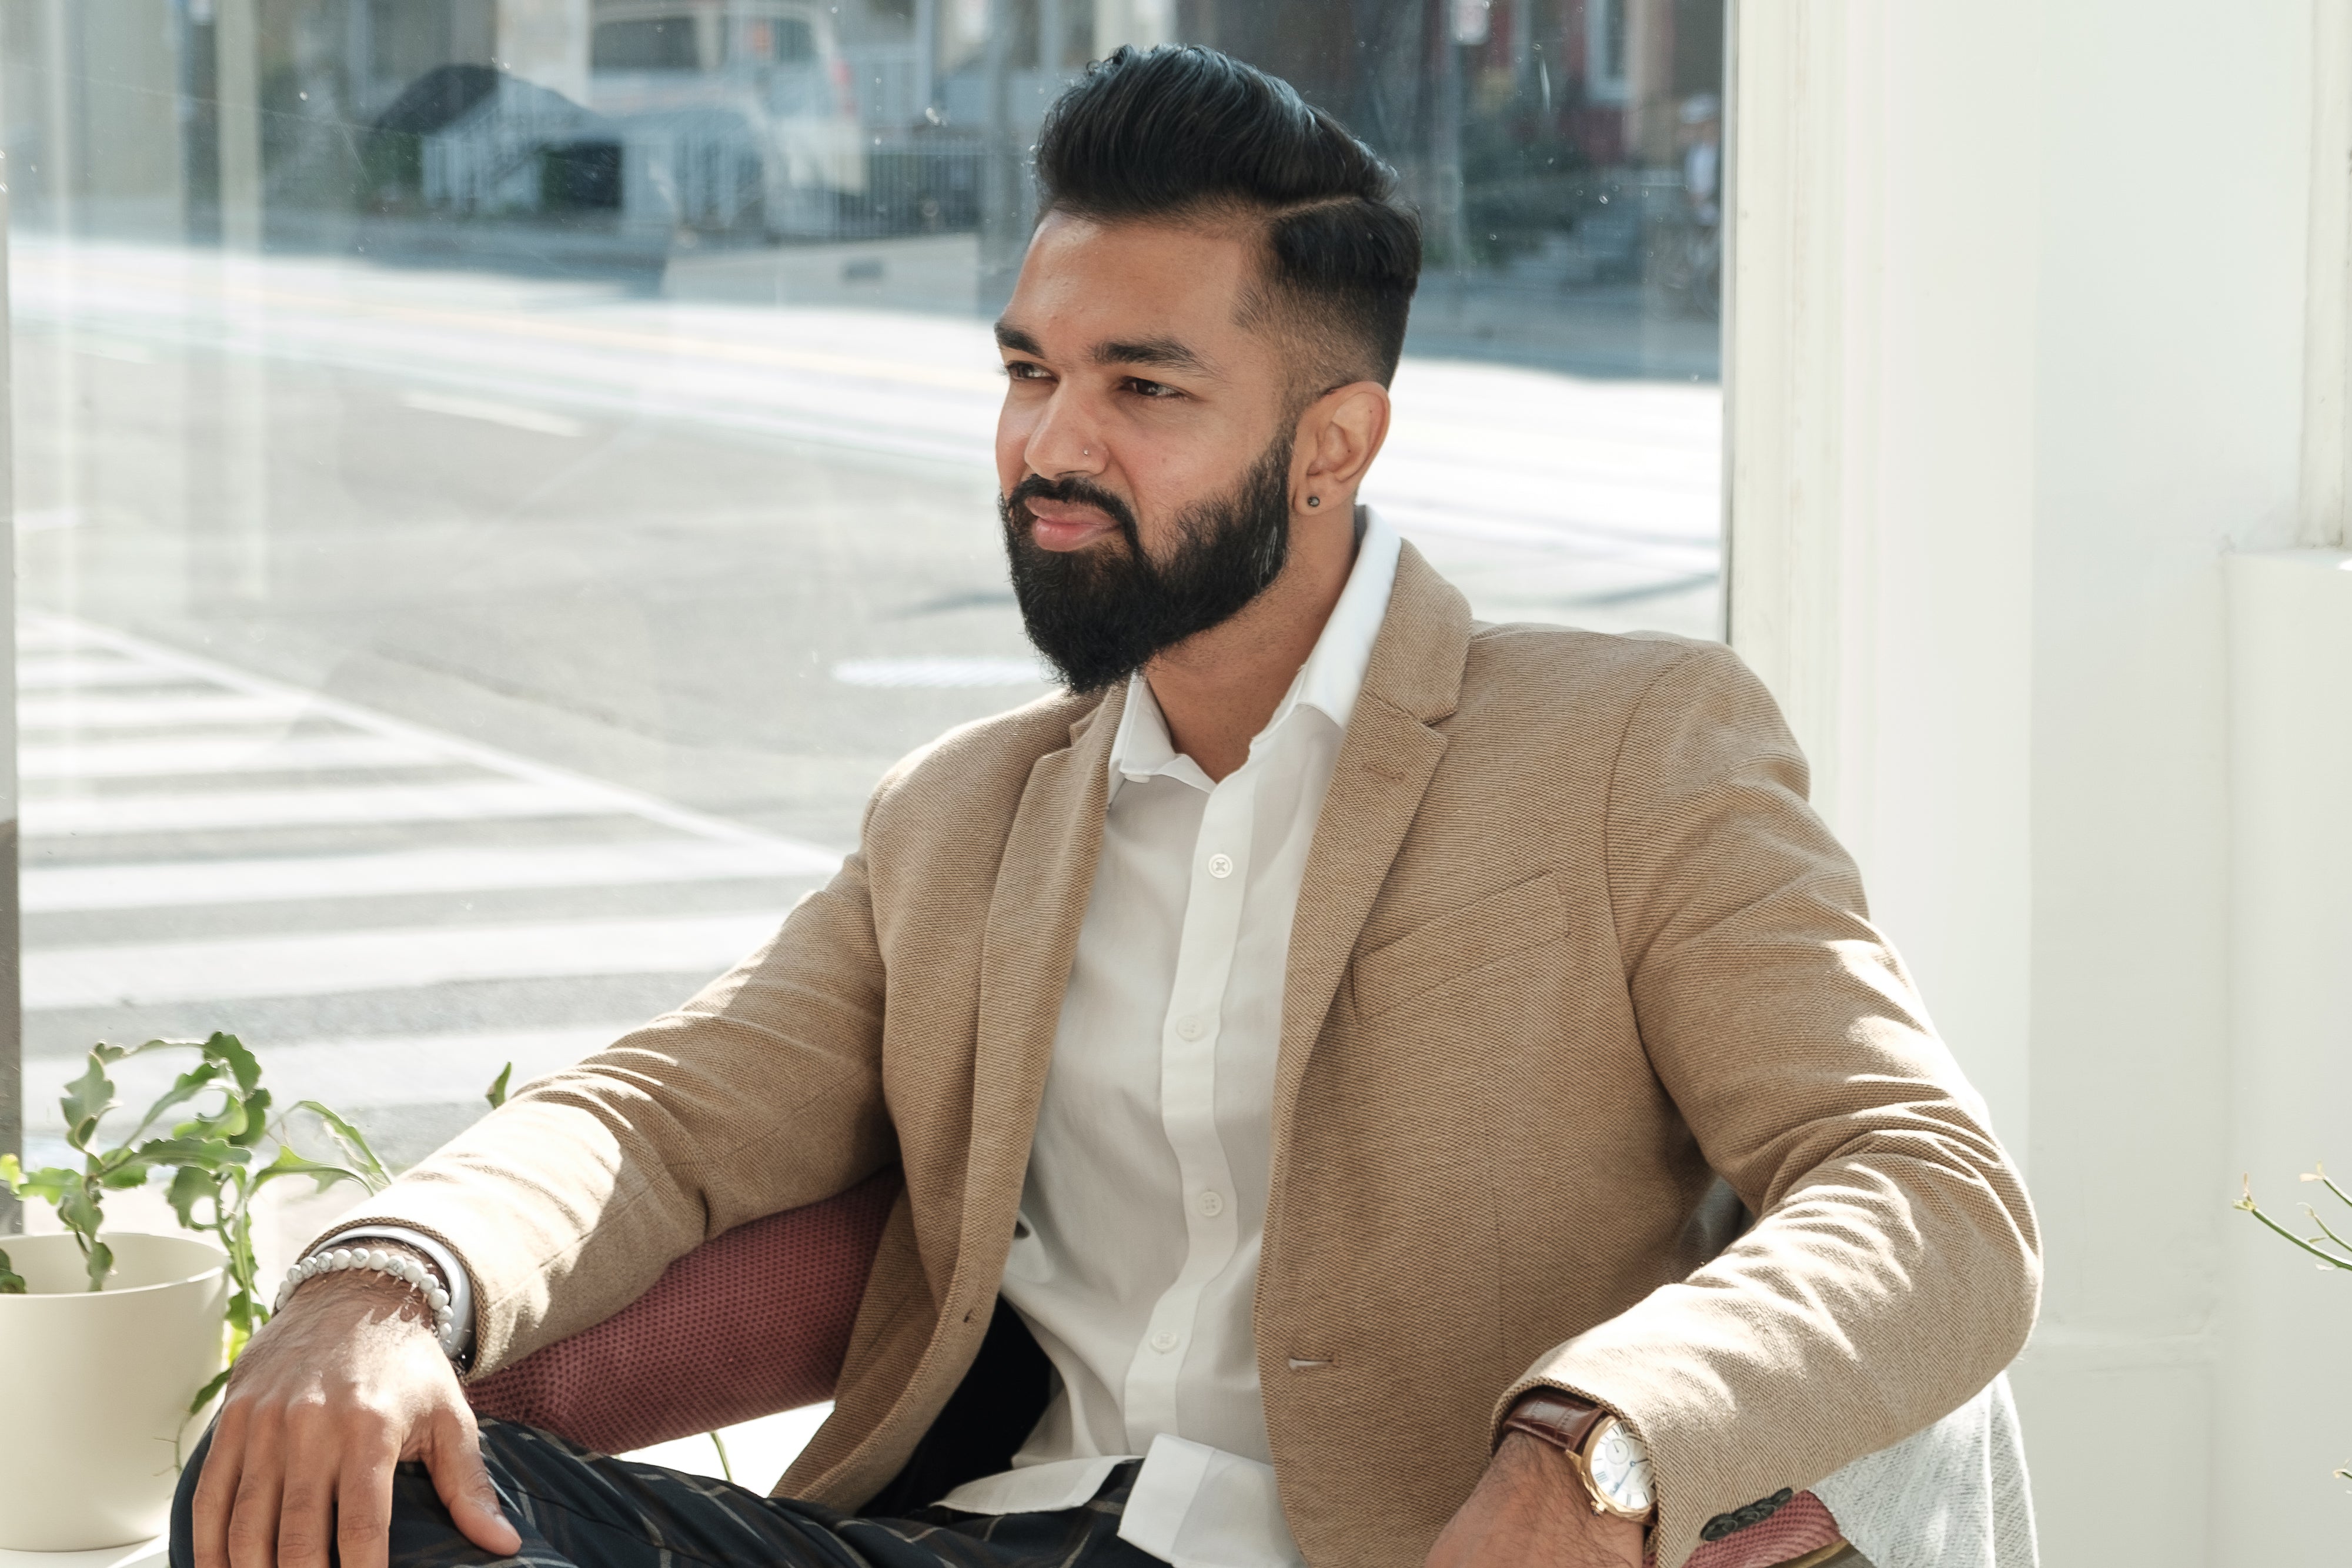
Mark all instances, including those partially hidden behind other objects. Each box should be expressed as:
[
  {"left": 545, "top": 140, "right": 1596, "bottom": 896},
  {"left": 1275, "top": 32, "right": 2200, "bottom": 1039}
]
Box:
[{"left": 0, "top": 1231, "right": 229, "bottom": 1550}]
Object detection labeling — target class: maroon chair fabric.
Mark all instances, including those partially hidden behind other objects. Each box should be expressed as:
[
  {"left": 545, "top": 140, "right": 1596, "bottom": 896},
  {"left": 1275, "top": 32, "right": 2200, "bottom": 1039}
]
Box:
[
  {"left": 465, "top": 1169, "right": 898, "bottom": 1456},
  {"left": 463, "top": 1166, "right": 1842, "bottom": 1564}
]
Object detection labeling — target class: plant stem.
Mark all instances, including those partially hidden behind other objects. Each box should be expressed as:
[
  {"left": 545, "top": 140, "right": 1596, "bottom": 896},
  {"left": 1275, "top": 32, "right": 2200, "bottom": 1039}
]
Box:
[{"left": 707, "top": 1430, "right": 736, "bottom": 1485}]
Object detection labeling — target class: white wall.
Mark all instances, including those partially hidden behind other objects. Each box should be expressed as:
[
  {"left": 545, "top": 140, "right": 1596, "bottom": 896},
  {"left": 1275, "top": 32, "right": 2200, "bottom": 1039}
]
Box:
[
  {"left": 1730, "top": 5, "right": 2327, "bottom": 1563},
  {"left": 2220, "top": 550, "right": 2352, "bottom": 1563}
]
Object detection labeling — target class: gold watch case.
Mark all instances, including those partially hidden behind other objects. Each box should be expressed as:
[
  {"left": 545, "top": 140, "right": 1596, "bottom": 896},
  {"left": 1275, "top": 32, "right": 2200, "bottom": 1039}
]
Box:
[{"left": 1576, "top": 1413, "right": 1658, "bottom": 1521}]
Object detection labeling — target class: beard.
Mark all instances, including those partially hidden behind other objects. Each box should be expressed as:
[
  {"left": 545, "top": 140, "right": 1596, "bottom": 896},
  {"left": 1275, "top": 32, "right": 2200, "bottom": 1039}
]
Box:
[{"left": 1000, "top": 435, "right": 1292, "bottom": 694}]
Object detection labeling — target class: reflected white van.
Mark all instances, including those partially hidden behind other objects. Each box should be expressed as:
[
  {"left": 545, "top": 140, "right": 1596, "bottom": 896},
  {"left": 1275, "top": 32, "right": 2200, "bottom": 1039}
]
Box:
[{"left": 589, "top": 0, "right": 867, "bottom": 238}]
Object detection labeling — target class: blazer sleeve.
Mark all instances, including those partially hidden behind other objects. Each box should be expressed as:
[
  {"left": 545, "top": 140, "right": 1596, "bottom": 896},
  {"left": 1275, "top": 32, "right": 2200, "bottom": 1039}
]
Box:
[
  {"left": 316, "top": 835, "right": 894, "bottom": 1378},
  {"left": 1502, "top": 641, "right": 2042, "bottom": 1568}
]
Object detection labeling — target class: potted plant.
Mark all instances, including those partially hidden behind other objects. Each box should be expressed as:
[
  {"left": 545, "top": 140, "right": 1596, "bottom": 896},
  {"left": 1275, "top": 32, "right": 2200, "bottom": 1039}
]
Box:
[{"left": 0, "top": 1032, "right": 391, "bottom": 1552}]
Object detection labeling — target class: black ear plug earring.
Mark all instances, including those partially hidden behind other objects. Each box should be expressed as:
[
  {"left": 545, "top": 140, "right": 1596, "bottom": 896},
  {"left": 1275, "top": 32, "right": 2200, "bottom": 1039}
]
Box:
[{"left": 1306, "top": 495, "right": 1321, "bottom": 507}]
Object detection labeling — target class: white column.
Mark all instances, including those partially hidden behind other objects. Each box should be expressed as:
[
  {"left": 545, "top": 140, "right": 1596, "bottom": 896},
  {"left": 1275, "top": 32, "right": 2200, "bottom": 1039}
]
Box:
[
  {"left": 2297, "top": 6, "right": 2352, "bottom": 550},
  {"left": 1729, "top": 0, "right": 2040, "bottom": 1154},
  {"left": 1728, "top": 4, "right": 2317, "bottom": 1564},
  {"left": 2220, "top": 549, "right": 2352, "bottom": 1564}
]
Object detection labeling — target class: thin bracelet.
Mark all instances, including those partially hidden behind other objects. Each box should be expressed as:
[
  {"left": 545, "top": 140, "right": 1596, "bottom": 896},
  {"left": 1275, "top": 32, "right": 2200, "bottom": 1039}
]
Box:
[{"left": 274, "top": 1245, "right": 464, "bottom": 1358}]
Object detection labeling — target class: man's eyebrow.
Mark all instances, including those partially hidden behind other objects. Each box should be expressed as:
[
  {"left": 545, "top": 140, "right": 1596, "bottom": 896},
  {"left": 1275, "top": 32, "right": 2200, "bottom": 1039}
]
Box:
[
  {"left": 1092, "top": 337, "right": 1211, "bottom": 376},
  {"left": 994, "top": 321, "right": 1044, "bottom": 355}
]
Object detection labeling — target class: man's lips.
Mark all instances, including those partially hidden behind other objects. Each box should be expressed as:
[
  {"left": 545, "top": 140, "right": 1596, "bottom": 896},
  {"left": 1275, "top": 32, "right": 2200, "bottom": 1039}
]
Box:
[{"left": 1021, "top": 500, "right": 1120, "bottom": 552}]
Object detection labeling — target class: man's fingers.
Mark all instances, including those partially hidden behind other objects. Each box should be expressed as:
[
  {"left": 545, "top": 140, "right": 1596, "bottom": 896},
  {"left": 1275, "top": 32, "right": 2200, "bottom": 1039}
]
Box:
[
  {"left": 336, "top": 1444, "right": 401, "bottom": 1568},
  {"left": 427, "top": 1413, "right": 521, "bottom": 1557},
  {"left": 188, "top": 1415, "right": 248, "bottom": 1568},
  {"left": 274, "top": 1461, "right": 337, "bottom": 1568},
  {"left": 221, "top": 1424, "right": 285, "bottom": 1568}
]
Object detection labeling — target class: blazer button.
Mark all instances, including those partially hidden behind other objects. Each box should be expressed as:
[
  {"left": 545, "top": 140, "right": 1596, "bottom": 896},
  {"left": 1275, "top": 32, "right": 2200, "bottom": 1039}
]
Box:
[{"left": 1700, "top": 1488, "right": 1795, "bottom": 1542}]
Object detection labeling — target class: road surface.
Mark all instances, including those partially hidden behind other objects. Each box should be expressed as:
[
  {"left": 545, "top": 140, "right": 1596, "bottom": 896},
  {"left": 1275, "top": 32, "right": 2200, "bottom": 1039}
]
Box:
[{"left": 11, "top": 235, "right": 1721, "bottom": 1178}]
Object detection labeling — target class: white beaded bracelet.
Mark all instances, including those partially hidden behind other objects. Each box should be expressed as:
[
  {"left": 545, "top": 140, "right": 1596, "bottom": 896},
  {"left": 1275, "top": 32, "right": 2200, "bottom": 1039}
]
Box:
[{"left": 273, "top": 1245, "right": 463, "bottom": 1359}]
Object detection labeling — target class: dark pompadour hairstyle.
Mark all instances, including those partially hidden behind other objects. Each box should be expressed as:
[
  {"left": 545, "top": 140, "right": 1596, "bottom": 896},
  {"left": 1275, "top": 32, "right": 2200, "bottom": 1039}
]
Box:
[{"left": 1032, "top": 46, "right": 1422, "bottom": 388}]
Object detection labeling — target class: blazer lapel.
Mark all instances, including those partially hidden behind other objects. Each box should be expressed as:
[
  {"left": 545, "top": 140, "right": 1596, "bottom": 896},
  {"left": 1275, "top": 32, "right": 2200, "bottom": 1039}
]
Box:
[
  {"left": 958, "top": 684, "right": 1125, "bottom": 1279},
  {"left": 1272, "top": 544, "right": 1474, "bottom": 1158}
]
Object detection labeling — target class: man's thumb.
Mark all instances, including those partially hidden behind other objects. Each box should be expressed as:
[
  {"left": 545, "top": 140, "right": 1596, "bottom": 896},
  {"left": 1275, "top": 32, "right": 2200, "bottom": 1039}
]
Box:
[{"left": 429, "top": 1415, "right": 522, "bottom": 1556}]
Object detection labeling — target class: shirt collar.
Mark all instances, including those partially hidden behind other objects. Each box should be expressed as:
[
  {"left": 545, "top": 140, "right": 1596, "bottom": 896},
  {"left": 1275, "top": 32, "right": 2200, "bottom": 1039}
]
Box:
[{"left": 1106, "top": 507, "right": 1402, "bottom": 795}]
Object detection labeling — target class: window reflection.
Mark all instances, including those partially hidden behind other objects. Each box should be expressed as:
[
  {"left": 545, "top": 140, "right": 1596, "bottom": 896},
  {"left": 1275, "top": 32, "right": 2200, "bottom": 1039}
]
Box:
[{"left": 3, "top": 1, "right": 1720, "bottom": 1183}]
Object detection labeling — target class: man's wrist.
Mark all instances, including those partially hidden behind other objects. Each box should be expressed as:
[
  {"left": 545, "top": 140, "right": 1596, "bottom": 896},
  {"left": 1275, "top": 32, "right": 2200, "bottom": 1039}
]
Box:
[
  {"left": 280, "top": 1246, "right": 441, "bottom": 1323},
  {"left": 316, "top": 1224, "right": 477, "bottom": 1366},
  {"left": 282, "top": 1234, "right": 467, "bottom": 1360},
  {"left": 1503, "top": 1389, "right": 1656, "bottom": 1524},
  {"left": 1504, "top": 1389, "right": 1609, "bottom": 1453}
]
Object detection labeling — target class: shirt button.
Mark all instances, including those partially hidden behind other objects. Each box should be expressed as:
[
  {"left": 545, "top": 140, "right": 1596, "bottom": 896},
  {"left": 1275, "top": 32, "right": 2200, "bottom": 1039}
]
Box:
[
  {"left": 1197, "top": 1190, "right": 1225, "bottom": 1218},
  {"left": 1208, "top": 853, "right": 1234, "bottom": 878},
  {"left": 1177, "top": 1017, "right": 1205, "bottom": 1041},
  {"left": 1151, "top": 1330, "right": 1181, "bottom": 1353}
]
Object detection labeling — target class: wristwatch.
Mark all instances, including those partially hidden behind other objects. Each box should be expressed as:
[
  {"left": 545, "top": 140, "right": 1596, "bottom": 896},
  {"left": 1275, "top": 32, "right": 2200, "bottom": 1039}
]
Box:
[{"left": 1502, "top": 1389, "right": 1656, "bottom": 1522}]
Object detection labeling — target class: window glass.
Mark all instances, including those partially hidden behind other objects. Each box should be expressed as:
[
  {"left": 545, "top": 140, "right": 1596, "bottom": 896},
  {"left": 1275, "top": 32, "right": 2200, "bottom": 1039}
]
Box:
[
  {"left": 594, "top": 18, "right": 705, "bottom": 72},
  {"left": 3, "top": 0, "right": 1719, "bottom": 1216}
]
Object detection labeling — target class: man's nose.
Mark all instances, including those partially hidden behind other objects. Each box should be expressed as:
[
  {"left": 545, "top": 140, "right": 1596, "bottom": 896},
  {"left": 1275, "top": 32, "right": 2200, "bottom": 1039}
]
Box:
[{"left": 1024, "top": 391, "right": 1108, "bottom": 481}]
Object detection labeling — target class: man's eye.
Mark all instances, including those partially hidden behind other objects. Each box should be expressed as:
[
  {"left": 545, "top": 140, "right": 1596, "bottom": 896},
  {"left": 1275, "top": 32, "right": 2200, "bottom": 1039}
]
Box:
[
  {"left": 1124, "top": 378, "right": 1180, "bottom": 399},
  {"left": 1002, "top": 362, "right": 1048, "bottom": 381}
]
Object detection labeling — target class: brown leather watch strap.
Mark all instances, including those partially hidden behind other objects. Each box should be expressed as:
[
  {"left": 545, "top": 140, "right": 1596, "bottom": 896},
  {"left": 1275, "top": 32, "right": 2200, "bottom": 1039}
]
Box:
[{"left": 1500, "top": 1389, "right": 1609, "bottom": 1456}]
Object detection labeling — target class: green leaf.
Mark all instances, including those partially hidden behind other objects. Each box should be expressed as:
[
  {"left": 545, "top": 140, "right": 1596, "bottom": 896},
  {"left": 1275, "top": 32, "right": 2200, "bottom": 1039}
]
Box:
[
  {"left": 485, "top": 1062, "right": 513, "bottom": 1110},
  {"left": 166, "top": 1164, "right": 223, "bottom": 1231},
  {"left": 6, "top": 1163, "right": 83, "bottom": 1203},
  {"left": 60, "top": 1049, "right": 122, "bottom": 1153},
  {"left": 229, "top": 1086, "right": 275, "bottom": 1149},
  {"left": 0, "top": 1246, "right": 24, "bottom": 1295},
  {"left": 134, "top": 1136, "right": 249, "bottom": 1174},
  {"left": 58, "top": 1180, "right": 106, "bottom": 1240},
  {"left": 188, "top": 1367, "right": 231, "bottom": 1417},
  {"left": 81, "top": 1235, "right": 115, "bottom": 1293},
  {"left": 204, "top": 1032, "right": 263, "bottom": 1097},
  {"left": 98, "top": 1159, "right": 159, "bottom": 1189},
  {"left": 250, "top": 1143, "right": 373, "bottom": 1196},
  {"left": 289, "top": 1102, "right": 392, "bottom": 1192},
  {"left": 131, "top": 1061, "right": 223, "bottom": 1143}
]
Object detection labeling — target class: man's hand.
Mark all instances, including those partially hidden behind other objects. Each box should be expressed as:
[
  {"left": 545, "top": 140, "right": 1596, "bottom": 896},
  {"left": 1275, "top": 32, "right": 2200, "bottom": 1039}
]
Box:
[
  {"left": 1426, "top": 1431, "right": 1646, "bottom": 1568},
  {"left": 190, "top": 1258, "right": 520, "bottom": 1568}
]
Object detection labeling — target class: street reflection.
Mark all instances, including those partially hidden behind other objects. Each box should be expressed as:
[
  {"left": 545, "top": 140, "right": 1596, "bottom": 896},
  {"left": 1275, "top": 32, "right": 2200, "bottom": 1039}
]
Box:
[{"left": 4, "top": 0, "right": 1722, "bottom": 1198}]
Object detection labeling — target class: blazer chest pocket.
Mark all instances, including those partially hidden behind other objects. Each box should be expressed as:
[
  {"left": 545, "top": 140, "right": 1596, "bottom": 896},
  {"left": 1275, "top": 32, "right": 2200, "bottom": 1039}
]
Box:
[{"left": 1348, "top": 872, "right": 1566, "bottom": 1019}]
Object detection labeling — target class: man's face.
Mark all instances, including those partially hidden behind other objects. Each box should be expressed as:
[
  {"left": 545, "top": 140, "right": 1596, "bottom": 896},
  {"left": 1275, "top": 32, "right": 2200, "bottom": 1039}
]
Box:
[{"left": 994, "top": 211, "right": 1302, "bottom": 691}]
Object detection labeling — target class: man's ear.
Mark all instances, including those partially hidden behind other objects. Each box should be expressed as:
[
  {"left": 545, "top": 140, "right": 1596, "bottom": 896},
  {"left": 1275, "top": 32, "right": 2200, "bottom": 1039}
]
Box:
[{"left": 1294, "top": 380, "right": 1392, "bottom": 504}]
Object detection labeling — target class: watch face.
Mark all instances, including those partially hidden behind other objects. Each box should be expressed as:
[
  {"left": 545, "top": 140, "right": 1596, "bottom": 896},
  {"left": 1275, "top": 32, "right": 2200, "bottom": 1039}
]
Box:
[{"left": 1587, "top": 1417, "right": 1655, "bottom": 1514}]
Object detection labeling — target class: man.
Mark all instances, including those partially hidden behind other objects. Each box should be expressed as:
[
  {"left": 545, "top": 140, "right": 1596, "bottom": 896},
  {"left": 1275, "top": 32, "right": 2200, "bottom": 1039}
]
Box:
[{"left": 175, "top": 46, "right": 2037, "bottom": 1568}]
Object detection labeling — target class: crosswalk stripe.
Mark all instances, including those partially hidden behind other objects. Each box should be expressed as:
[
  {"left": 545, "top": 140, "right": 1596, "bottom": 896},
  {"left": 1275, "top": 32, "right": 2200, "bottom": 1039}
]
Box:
[
  {"left": 21, "top": 1026, "right": 633, "bottom": 1125},
  {"left": 18, "top": 692, "right": 313, "bottom": 730},
  {"left": 25, "top": 911, "right": 784, "bottom": 1009},
  {"left": 36, "top": 613, "right": 814, "bottom": 852},
  {"left": 18, "top": 623, "right": 98, "bottom": 654},
  {"left": 23, "top": 839, "right": 840, "bottom": 912},
  {"left": 22, "top": 779, "right": 621, "bottom": 837},
  {"left": 20, "top": 733, "right": 440, "bottom": 780},
  {"left": 16, "top": 656, "right": 201, "bottom": 690}
]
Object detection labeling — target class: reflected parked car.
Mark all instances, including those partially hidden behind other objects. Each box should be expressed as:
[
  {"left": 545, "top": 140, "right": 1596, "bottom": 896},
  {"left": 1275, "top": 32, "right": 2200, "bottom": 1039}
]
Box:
[{"left": 588, "top": 0, "right": 866, "bottom": 240}]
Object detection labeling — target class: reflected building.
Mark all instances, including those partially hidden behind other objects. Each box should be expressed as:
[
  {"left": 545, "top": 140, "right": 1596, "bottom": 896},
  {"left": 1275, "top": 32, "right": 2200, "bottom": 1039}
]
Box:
[{"left": 0, "top": 0, "right": 1719, "bottom": 376}]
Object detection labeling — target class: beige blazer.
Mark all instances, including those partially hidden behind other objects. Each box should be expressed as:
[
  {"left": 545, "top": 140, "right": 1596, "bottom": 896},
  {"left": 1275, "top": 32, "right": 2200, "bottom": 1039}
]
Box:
[{"left": 338, "top": 545, "right": 2039, "bottom": 1568}]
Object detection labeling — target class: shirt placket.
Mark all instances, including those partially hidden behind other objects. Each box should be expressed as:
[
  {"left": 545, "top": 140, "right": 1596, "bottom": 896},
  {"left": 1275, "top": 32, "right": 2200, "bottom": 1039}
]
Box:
[{"left": 1120, "top": 758, "right": 1259, "bottom": 1449}]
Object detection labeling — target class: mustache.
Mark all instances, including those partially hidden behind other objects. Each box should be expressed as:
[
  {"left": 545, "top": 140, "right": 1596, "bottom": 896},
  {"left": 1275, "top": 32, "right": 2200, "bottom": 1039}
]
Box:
[{"left": 1004, "top": 473, "right": 1143, "bottom": 552}]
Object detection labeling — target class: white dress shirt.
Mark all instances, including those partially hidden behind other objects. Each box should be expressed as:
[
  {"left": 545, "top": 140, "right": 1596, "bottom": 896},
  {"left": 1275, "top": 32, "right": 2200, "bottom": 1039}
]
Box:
[{"left": 939, "top": 511, "right": 1401, "bottom": 1568}]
